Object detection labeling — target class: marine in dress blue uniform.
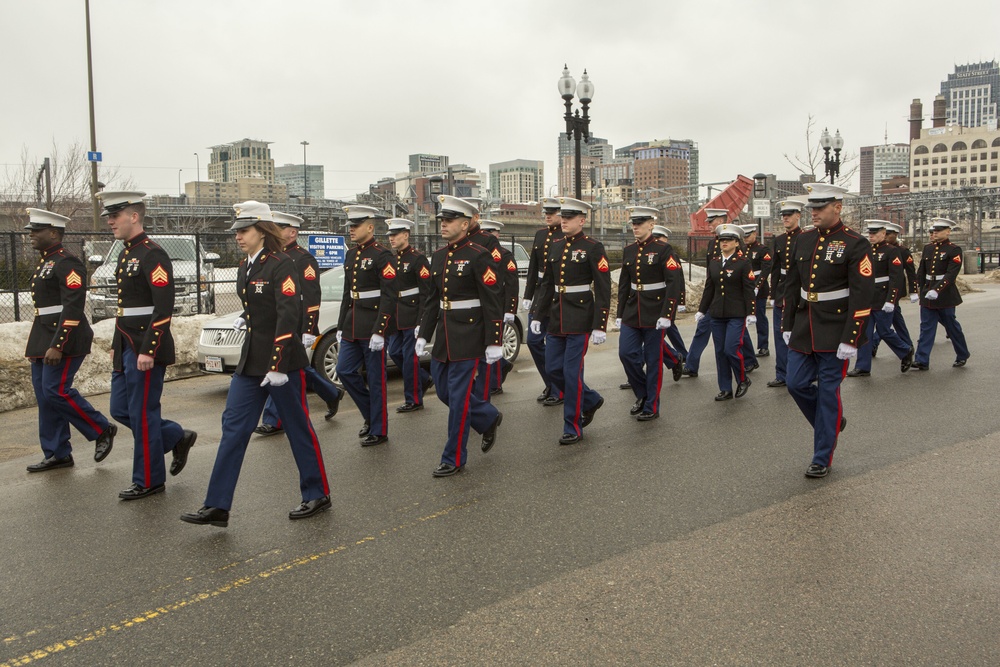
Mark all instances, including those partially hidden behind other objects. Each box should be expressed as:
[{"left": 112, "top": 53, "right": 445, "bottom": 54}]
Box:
[
  {"left": 742, "top": 224, "right": 773, "bottom": 356},
  {"left": 849, "top": 220, "right": 914, "bottom": 376},
  {"left": 872, "top": 221, "right": 918, "bottom": 354},
  {"left": 651, "top": 225, "right": 688, "bottom": 368},
  {"left": 531, "top": 197, "right": 611, "bottom": 445},
  {"left": 180, "top": 202, "right": 331, "bottom": 527},
  {"left": 697, "top": 224, "right": 755, "bottom": 400},
  {"left": 385, "top": 218, "right": 433, "bottom": 412},
  {"left": 336, "top": 205, "right": 398, "bottom": 446},
  {"left": 522, "top": 197, "right": 565, "bottom": 405},
  {"left": 23, "top": 209, "right": 116, "bottom": 472},
  {"left": 97, "top": 191, "right": 196, "bottom": 500},
  {"left": 473, "top": 218, "right": 518, "bottom": 398},
  {"left": 912, "top": 218, "right": 970, "bottom": 370},
  {"left": 782, "top": 183, "right": 874, "bottom": 478},
  {"left": 766, "top": 200, "right": 805, "bottom": 387},
  {"left": 616, "top": 207, "right": 682, "bottom": 420},
  {"left": 256, "top": 211, "right": 344, "bottom": 434},
  {"left": 416, "top": 195, "right": 504, "bottom": 477}
]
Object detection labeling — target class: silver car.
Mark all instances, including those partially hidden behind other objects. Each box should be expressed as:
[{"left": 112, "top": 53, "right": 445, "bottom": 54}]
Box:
[{"left": 197, "top": 254, "right": 529, "bottom": 383}]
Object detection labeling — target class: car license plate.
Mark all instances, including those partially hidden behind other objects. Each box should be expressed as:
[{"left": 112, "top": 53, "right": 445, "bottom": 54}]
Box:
[{"left": 204, "top": 356, "right": 223, "bottom": 373}]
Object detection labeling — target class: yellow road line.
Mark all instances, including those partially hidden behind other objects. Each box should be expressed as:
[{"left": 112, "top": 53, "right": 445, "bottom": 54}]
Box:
[{"left": 1, "top": 501, "right": 475, "bottom": 667}]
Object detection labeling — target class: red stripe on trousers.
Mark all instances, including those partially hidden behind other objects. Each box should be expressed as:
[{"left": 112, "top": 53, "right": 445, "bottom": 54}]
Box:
[
  {"left": 59, "top": 357, "right": 101, "bottom": 434},
  {"left": 456, "top": 367, "right": 477, "bottom": 466},
  {"left": 573, "top": 337, "right": 589, "bottom": 436},
  {"left": 830, "top": 358, "right": 848, "bottom": 466},
  {"left": 652, "top": 339, "right": 663, "bottom": 414},
  {"left": 299, "top": 368, "right": 330, "bottom": 494},
  {"left": 735, "top": 322, "right": 746, "bottom": 382}
]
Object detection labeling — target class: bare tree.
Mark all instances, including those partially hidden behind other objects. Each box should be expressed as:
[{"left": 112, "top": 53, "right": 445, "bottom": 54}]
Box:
[{"left": 783, "top": 114, "right": 859, "bottom": 188}]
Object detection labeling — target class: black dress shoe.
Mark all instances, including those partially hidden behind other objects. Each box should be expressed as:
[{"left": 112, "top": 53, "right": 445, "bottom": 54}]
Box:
[
  {"left": 681, "top": 366, "right": 697, "bottom": 378},
  {"left": 636, "top": 411, "right": 659, "bottom": 421},
  {"left": 766, "top": 378, "right": 786, "bottom": 388},
  {"left": 840, "top": 416, "right": 847, "bottom": 432},
  {"left": 536, "top": 387, "right": 551, "bottom": 402},
  {"left": 432, "top": 463, "right": 462, "bottom": 477},
  {"left": 119, "top": 483, "right": 165, "bottom": 501},
  {"left": 500, "top": 363, "right": 512, "bottom": 385},
  {"left": 94, "top": 424, "right": 117, "bottom": 462},
  {"left": 619, "top": 382, "right": 632, "bottom": 390},
  {"left": 714, "top": 391, "right": 733, "bottom": 401},
  {"left": 490, "top": 386, "right": 503, "bottom": 396},
  {"left": 871, "top": 346, "right": 879, "bottom": 358},
  {"left": 180, "top": 506, "right": 229, "bottom": 527},
  {"left": 289, "top": 495, "right": 331, "bottom": 520},
  {"left": 911, "top": 362, "right": 929, "bottom": 371},
  {"left": 254, "top": 424, "right": 283, "bottom": 436},
  {"left": 482, "top": 411, "right": 502, "bottom": 452},
  {"left": 581, "top": 398, "right": 603, "bottom": 428},
  {"left": 26, "top": 455, "right": 74, "bottom": 473},
  {"left": 846, "top": 368, "right": 870, "bottom": 377},
  {"left": 559, "top": 433, "right": 582, "bottom": 445},
  {"left": 361, "top": 434, "right": 388, "bottom": 447},
  {"left": 396, "top": 402, "right": 424, "bottom": 413},
  {"left": 629, "top": 397, "right": 645, "bottom": 416},
  {"left": 735, "top": 377, "right": 752, "bottom": 398},
  {"left": 325, "top": 388, "right": 344, "bottom": 421},
  {"left": 805, "top": 464, "right": 829, "bottom": 478},
  {"left": 542, "top": 395, "right": 563, "bottom": 407},
  {"left": 358, "top": 420, "right": 371, "bottom": 438},
  {"left": 422, "top": 376, "right": 434, "bottom": 395},
  {"left": 953, "top": 358, "right": 968, "bottom": 368},
  {"left": 746, "top": 362, "right": 760, "bottom": 374},
  {"left": 901, "top": 348, "right": 914, "bottom": 373},
  {"left": 672, "top": 363, "right": 683, "bottom": 382},
  {"left": 170, "top": 430, "right": 197, "bottom": 476},
  {"left": 756, "top": 348, "right": 770, "bottom": 357}
]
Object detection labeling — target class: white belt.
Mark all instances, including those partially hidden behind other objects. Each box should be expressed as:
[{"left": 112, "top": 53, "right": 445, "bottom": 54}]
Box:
[
  {"left": 35, "top": 305, "right": 63, "bottom": 316},
  {"left": 399, "top": 287, "right": 419, "bottom": 297},
  {"left": 440, "top": 299, "right": 481, "bottom": 310},
  {"left": 118, "top": 306, "right": 155, "bottom": 317},
  {"left": 556, "top": 284, "right": 591, "bottom": 294},
  {"left": 780, "top": 268, "right": 787, "bottom": 275},
  {"left": 874, "top": 276, "right": 889, "bottom": 284},
  {"left": 631, "top": 282, "right": 666, "bottom": 291},
  {"left": 351, "top": 289, "right": 380, "bottom": 300},
  {"left": 925, "top": 274, "right": 946, "bottom": 280},
  {"left": 537, "top": 271, "right": 545, "bottom": 279},
  {"left": 800, "top": 288, "right": 850, "bottom": 302}
]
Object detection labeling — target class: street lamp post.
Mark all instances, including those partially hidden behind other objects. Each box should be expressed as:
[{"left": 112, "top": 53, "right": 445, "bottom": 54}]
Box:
[
  {"left": 84, "top": 0, "right": 100, "bottom": 230},
  {"left": 301, "top": 140, "right": 309, "bottom": 204},
  {"left": 820, "top": 127, "right": 844, "bottom": 184},
  {"left": 178, "top": 169, "right": 182, "bottom": 198},
  {"left": 429, "top": 176, "right": 444, "bottom": 236},
  {"left": 558, "top": 65, "right": 594, "bottom": 215},
  {"left": 193, "top": 153, "right": 200, "bottom": 204}
]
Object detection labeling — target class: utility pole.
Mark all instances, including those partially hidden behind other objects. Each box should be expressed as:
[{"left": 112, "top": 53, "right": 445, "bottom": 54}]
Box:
[{"left": 85, "top": 0, "right": 100, "bottom": 230}]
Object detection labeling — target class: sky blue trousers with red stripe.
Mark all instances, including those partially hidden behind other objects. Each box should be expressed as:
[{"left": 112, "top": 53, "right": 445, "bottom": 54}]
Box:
[
  {"left": 545, "top": 333, "right": 602, "bottom": 437},
  {"left": 388, "top": 328, "right": 431, "bottom": 406},
  {"left": 31, "top": 356, "right": 110, "bottom": 460},
  {"left": 431, "top": 358, "right": 498, "bottom": 468},
  {"left": 337, "top": 339, "right": 388, "bottom": 437},
  {"left": 204, "top": 369, "right": 329, "bottom": 511},
  {"left": 619, "top": 325, "right": 663, "bottom": 415},
  {"left": 110, "top": 346, "right": 184, "bottom": 487},
  {"left": 786, "top": 350, "right": 847, "bottom": 468}
]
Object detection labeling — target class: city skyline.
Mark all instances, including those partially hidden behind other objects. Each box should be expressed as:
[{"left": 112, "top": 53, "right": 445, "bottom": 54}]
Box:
[{"left": 2, "top": 0, "right": 999, "bottom": 202}]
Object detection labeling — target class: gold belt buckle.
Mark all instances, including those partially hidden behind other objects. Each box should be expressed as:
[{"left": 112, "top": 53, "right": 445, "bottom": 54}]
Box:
[
  {"left": 351, "top": 291, "right": 359, "bottom": 299},
  {"left": 636, "top": 284, "right": 644, "bottom": 292},
  {"left": 557, "top": 285, "right": 566, "bottom": 293},
  {"left": 441, "top": 300, "right": 452, "bottom": 310},
  {"left": 807, "top": 292, "right": 818, "bottom": 302},
  {"left": 34, "top": 308, "right": 40, "bottom": 316},
  {"left": 116, "top": 306, "right": 124, "bottom": 316}
]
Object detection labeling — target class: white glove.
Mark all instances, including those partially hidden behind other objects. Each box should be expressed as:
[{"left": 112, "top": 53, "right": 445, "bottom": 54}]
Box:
[
  {"left": 521, "top": 299, "right": 532, "bottom": 312},
  {"left": 590, "top": 330, "right": 607, "bottom": 345},
  {"left": 881, "top": 302, "right": 895, "bottom": 313},
  {"left": 836, "top": 343, "right": 858, "bottom": 360},
  {"left": 746, "top": 315, "right": 757, "bottom": 326},
  {"left": 504, "top": 313, "right": 515, "bottom": 324},
  {"left": 925, "top": 289, "right": 939, "bottom": 300},
  {"left": 485, "top": 345, "right": 503, "bottom": 364},
  {"left": 614, "top": 318, "right": 622, "bottom": 329},
  {"left": 336, "top": 330, "right": 343, "bottom": 344},
  {"left": 415, "top": 337, "right": 427, "bottom": 356},
  {"left": 369, "top": 333, "right": 385, "bottom": 351},
  {"left": 414, "top": 325, "right": 420, "bottom": 338},
  {"left": 678, "top": 305, "right": 687, "bottom": 313},
  {"left": 783, "top": 331, "right": 791, "bottom": 345},
  {"left": 655, "top": 318, "right": 671, "bottom": 330},
  {"left": 909, "top": 294, "right": 919, "bottom": 304},
  {"left": 260, "top": 371, "right": 288, "bottom": 387},
  {"left": 301, "top": 333, "right": 317, "bottom": 348},
  {"left": 695, "top": 312, "right": 705, "bottom": 323},
  {"left": 768, "top": 299, "right": 774, "bottom": 308},
  {"left": 233, "top": 317, "right": 246, "bottom": 330},
  {"left": 754, "top": 287, "right": 759, "bottom": 297},
  {"left": 530, "top": 320, "right": 542, "bottom": 335}
]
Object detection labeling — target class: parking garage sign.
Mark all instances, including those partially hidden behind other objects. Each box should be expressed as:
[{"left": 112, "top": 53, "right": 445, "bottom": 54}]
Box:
[{"left": 307, "top": 235, "right": 347, "bottom": 268}]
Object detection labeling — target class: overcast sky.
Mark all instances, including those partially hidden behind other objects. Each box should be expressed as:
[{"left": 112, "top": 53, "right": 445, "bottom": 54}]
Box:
[{"left": 3, "top": 0, "right": 999, "bottom": 201}]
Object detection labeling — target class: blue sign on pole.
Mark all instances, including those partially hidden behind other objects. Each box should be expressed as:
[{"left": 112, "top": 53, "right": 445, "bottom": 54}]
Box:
[
  {"left": 307, "top": 235, "right": 347, "bottom": 268},
  {"left": 86, "top": 151, "right": 102, "bottom": 162}
]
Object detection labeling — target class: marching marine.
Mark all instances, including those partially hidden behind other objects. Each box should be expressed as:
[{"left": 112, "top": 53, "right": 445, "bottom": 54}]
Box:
[
  {"left": 522, "top": 197, "right": 565, "bottom": 405},
  {"left": 766, "top": 200, "right": 805, "bottom": 388},
  {"left": 912, "top": 218, "right": 970, "bottom": 370}
]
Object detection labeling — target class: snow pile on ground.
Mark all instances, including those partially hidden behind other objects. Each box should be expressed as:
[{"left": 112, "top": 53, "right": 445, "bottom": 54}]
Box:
[
  {"left": 0, "top": 315, "right": 214, "bottom": 413},
  {"left": 956, "top": 275, "right": 983, "bottom": 294}
]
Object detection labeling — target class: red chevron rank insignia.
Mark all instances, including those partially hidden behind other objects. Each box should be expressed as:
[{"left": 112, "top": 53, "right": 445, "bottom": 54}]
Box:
[
  {"left": 507, "top": 260, "right": 517, "bottom": 272},
  {"left": 665, "top": 257, "right": 680, "bottom": 270},
  {"left": 304, "top": 265, "right": 317, "bottom": 280},
  {"left": 482, "top": 267, "right": 497, "bottom": 285},
  {"left": 491, "top": 248, "right": 502, "bottom": 262},
  {"left": 419, "top": 266, "right": 431, "bottom": 278},
  {"left": 598, "top": 256, "right": 609, "bottom": 272},
  {"left": 65, "top": 270, "right": 83, "bottom": 289},
  {"left": 150, "top": 264, "right": 169, "bottom": 286},
  {"left": 953, "top": 255, "right": 961, "bottom": 264},
  {"left": 282, "top": 276, "right": 296, "bottom": 295},
  {"left": 382, "top": 264, "right": 397, "bottom": 278},
  {"left": 859, "top": 255, "right": 873, "bottom": 277},
  {"left": 892, "top": 257, "right": 902, "bottom": 266},
  {"left": 748, "top": 270, "right": 756, "bottom": 281},
  {"left": 764, "top": 253, "right": 771, "bottom": 261}
]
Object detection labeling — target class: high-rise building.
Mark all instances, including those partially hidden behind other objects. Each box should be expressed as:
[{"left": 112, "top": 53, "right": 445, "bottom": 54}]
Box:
[
  {"left": 941, "top": 61, "right": 1000, "bottom": 130},
  {"left": 557, "top": 133, "right": 610, "bottom": 161},
  {"left": 631, "top": 139, "right": 699, "bottom": 195},
  {"left": 489, "top": 159, "right": 544, "bottom": 204},
  {"left": 208, "top": 138, "right": 275, "bottom": 183},
  {"left": 185, "top": 178, "right": 287, "bottom": 205},
  {"left": 559, "top": 154, "right": 600, "bottom": 196},
  {"left": 408, "top": 153, "right": 449, "bottom": 175},
  {"left": 274, "top": 164, "right": 325, "bottom": 201},
  {"left": 859, "top": 144, "right": 910, "bottom": 196},
  {"left": 908, "top": 124, "right": 1000, "bottom": 192}
]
